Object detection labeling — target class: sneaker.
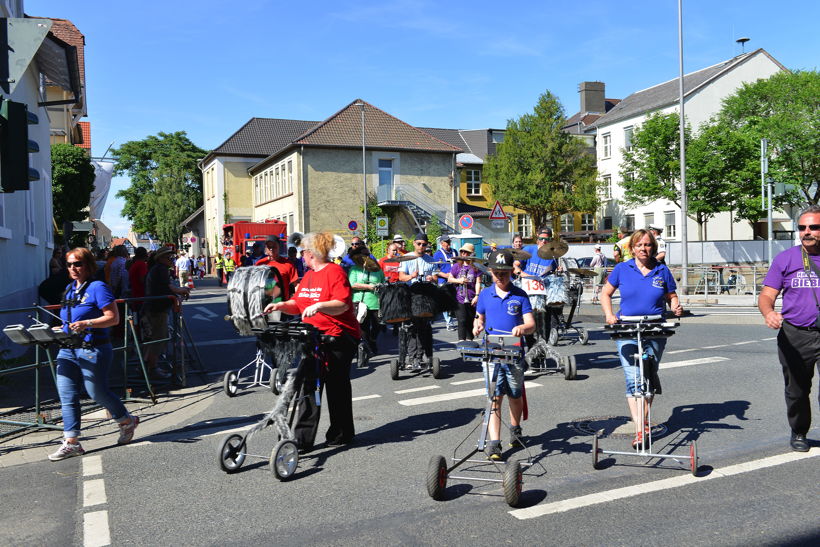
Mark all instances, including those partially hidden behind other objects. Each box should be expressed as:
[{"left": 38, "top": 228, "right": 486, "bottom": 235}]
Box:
[
  {"left": 487, "top": 441, "right": 503, "bottom": 461},
  {"left": 117, "top": 416, "right": 140, "bottom": 445},
  {"left": 509, "top": 425, "right": 524, "bottom": 448},
  {"left": 410, "top": 361, "right": 422, "bottom": 372},
  {"left": 48, "top": 440, "right": 85, "bottom": 461}
]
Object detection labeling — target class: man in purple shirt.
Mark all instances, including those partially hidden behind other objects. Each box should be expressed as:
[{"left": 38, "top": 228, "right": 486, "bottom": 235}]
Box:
[{"left": 759, "top": 205, "right": 820, "bottom": 452}]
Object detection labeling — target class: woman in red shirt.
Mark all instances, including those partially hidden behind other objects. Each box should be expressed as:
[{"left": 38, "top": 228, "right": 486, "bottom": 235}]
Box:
[{"left": 264, "top": 232, "right": 360, "bottom": 451}]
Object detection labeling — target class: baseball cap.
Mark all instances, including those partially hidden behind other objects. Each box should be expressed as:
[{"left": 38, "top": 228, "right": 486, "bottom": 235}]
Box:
[
  {"left": 487, "top": 249, "right": 514, "bottom": 270},
  {"left": 440, "top": 235, "right": 451, "bottom": 242},
  {"left": 413, "top": 233, "right": 429, "bottom": 243}
]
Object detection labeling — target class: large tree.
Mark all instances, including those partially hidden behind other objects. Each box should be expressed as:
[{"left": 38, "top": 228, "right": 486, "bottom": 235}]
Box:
[
  {"left": 113, "top": 131, "right": 206, "bottom": 243},
  {"left": 718, "top": 70, "right": 819, "bottom": 204},
  {"left": 484, "top": 90, "right": 600, "bottom": 233},
  {"left": 51, "top": 143, "right": 95, "bottom": 230}
]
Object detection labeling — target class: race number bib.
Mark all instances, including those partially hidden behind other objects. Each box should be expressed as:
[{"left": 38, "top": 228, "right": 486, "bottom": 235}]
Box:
[{"left": 521, "top": 277, "right": 547, "bottom": 295}]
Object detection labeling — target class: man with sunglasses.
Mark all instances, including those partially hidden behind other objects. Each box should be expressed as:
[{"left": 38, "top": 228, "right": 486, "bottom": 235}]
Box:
[
  {"left": 759, "top": 205, "right": 820, "bottom": 452},
  {"left": 398, "top": 233, "right": 442, "bottom": 370},
  {"left": 519, "top": 227, "right": 561, "bottom": 343},
  {"left": 341, "top": 236, "right": 377, "bottom": 272}
]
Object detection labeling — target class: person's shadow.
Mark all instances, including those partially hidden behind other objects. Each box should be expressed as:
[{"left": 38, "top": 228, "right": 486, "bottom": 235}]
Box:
[{"left": 664, "top": 399, "right": 751, "bottom": 442}]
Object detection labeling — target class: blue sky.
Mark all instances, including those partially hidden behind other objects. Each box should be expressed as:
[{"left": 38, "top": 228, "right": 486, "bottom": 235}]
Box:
[{"left": 26, "top": 0, "right": 820, "bottom": 237}]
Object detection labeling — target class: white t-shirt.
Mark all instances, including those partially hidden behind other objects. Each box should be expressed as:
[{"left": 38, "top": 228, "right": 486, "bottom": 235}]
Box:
[{"left": 175, "top": 257, "right": 190, "bottom": 271}]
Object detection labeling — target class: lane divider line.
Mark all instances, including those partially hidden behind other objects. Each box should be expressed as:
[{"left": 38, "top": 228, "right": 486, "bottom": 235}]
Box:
[
  {"left": 399, "top": 382, "right": 542, "bottom": 406},
  {"left": 82, "top": 455, "right": 102, "bottom": 477},
  {"left": 82, "top": 478, "right": 107, "bottom": 508},
  {"left": 450, "top": 378, "right": 484, "bottom": 386},
  {"left": 352, "top": 394, "right": 381, "bottom": 402},
  {"left": 660, "top": 356, "right": 729, "bottom": 369},
  {"left": 509, "top": 448, "right": 818, "bottom": 520},
  {"left": 83, "top": 510, "right": 111, "bottom": 547},
  {"left": 394, "top": 386, "right": 441, "bottom": 394}
]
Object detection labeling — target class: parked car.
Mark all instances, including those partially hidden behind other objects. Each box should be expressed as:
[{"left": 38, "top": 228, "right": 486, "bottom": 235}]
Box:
[{"left": 576, "top": 256, "right": 615, "bottom": 269}]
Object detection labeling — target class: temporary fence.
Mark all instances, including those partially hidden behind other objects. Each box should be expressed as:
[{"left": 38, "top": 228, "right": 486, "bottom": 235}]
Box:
[{"left": 0, "top": 295, "right": 204, "bottom": 439}]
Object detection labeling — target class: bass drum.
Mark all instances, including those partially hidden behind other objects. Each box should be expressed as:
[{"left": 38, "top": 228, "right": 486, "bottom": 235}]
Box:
[
  {"left": 514, "top": 277, "right": 547, "bottom": 312},
  {"left": 227, "top": 266, "right": 284, "bottom": 337},
  {"left": 435, "top": 284, "right": 458, "bottom": 314},
  {"left": 375, "top": 283, "right": 412, "bottom": 323},
  {"left": 545, "top": 274, "right": 569, "bottom": 308},
  {"left": 410, "top": 281, "right": 438, "bottom": 318}
]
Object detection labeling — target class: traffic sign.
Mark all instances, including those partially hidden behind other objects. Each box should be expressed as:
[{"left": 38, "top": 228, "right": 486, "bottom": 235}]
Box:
[
  {"left": 376, "top": 217, "right": 389, "bottom": 236},
  {"left": 488, "top": 200, "right": 507, "bottom": 220},
  {"left": 348, "top": 220, "right": 358, "bottom": 231},
  {"left": 459, "top": 215, "right": 474, "bottom": 230}
]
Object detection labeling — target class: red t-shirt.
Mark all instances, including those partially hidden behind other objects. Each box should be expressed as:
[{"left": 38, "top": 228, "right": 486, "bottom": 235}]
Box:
[
  {"left": 255, "top": 256, "right": 298, "bottom": 300},
  {"left": 128, "top": 260, "right": 148, "bottom": 298},
  {"left": 380, "top": 256, "right": 400, "bottom": 283},
  {"left": 293, "top": 263, "right": 360, "bottom": 338}
]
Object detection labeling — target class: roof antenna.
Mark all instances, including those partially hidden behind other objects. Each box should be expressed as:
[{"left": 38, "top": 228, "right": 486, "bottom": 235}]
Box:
[{"left": 736, "top": 37, "right": 750, "bottom": 54}]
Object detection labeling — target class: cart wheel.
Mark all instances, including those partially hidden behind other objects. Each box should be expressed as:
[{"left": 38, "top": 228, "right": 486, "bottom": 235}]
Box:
[
  {"left": 270, "top": 439, "right": 299, "bottom": 481},
  {"left": 217, "top": 434, "right": 246, "bottom": 473},
  {"left": 431, "top": 357, "right": 442, "bottom": 379},
  {"left": 564, "top": 355, "right": 577, "bottom": 380},
  {"left": 271, "top": 364, "right": 288, "bottom": 396},
  {"left": 592, "top": 434, "right": 600, "bottom": 469},
  {"left": 578, "top": 328, "right": 589, "bottom": 345},
  {"left": 547, "top": 328, "right": 559, "bottom": 346},
  {"left": 690, "top": 441, "right": 698, "bottom": 476},
  {"left": 390, "top": 359, "right": 400, "bottom": 381},
  {"left": 426, "top": 455, "right": 448, "bottom": 500},
  {"left": 357, "top": 343, "right": 369, "bottom": 369},
  {"left": 223, "top": 371, "right": 238, "bottom": 397},
  {"left": 503, "top": 459, "right": 523, "bottom": 507}
]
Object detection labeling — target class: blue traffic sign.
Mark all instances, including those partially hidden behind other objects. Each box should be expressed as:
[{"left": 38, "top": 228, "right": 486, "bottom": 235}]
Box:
[
  {"left": 348, "top": 220, "right": 358, "bottom": 231},
  {"left": 459, "top": 215, "right": 474, "bottom": 230}
]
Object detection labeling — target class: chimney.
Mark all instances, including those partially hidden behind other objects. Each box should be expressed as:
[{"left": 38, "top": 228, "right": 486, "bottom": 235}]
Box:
[{"left": 579, "top": 81, "right": 605, "bottom": 114}]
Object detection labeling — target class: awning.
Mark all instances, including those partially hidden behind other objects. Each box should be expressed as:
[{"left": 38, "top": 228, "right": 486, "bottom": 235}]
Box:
[{"left": 35, "top": 33, "right": 82, "bottom": 105}]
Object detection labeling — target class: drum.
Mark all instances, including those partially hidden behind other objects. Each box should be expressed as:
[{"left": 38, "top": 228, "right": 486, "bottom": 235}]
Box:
[
  {"left": 375, "top": 283, "right": 412, "bottom": 323},
  {"left": 410, "top": 281, "right": 438, "bottom": 318},
  {"left": 435, "top": 284, "right": 458, "bottom": 314},
  {"left": 227, "top": 266, "right": 284, "bottom": 336},
  {"left": 544, "top": 274, "right": 569, "bottom": 308},
  {"left": 517, "top": 277, "right": 548, "bottom": 312}
]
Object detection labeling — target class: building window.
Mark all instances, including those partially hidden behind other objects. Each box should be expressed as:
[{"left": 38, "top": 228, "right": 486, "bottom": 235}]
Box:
[
  {"left": 603, "top": 216, "right": 613, "bottom": 230},
  {"left": 287, "top": 160, "right": 293, "bottom": 193},
  {"left": 378, "top": 159, "right": 393, "bottom": 187},
  {"left": 601, "top": 175, "right": 612, "bottom": 200},
  {"left": 254, "top": 176, "right": 260, "bottom": 205},
  {"left": 644, "top": 212, "right": 654, "bottom": 228},
  {"left": 624, "top": 126, "right": 634, "bottom": 152},
  {"left": 665, "top": 211, "right": 676, "bottom": 238},
  {"left": 624, "top": 214, "right": 635, "bottom": 232},
  {"left": 561, "top": 214, "right": 574, "bottom": 232},
  {"left": 602, "top": 133, "right": 611, "bottom": 158},
  {"left": 517, "top": 214, "right": 532, "bottom": 239},
  {"left": 466, "top": 169, "right": 481, "bottom": 196},
  {"left": 491, "top": 131, "right": 504, "bottom": 143},
  {"left": 581, "top": 213, "right": 594, "bottom": 231}
]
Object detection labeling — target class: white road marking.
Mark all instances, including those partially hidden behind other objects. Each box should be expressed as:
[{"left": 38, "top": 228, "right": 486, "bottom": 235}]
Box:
[
  {"left": 194, "top": 338, "right": 255, "bottom": 347},
  {"left": 666, "top": 348, "right": 698, "bottom": 355},
  {"left": 394, "top": 386, "right": 441, "bottom": 394},
  {"left": 660, "top": 356, "right": 729, "bottom": 369},
  {"left": 701, "top": 345, "right": 726, "bottom": 349},
  {"left": 82, "top": 456, "right": 102, "bottom": 477},
  {"left": 762, "top": 337, "right": 776, "bottom": 341},
  {"left": 450, "top": 378, "right": 484, "bottom": 386},
  {"left": 399, "top": 382, "right": 542, "bottom": 406},
  {"left": 509, "top": 448, "right": 819, "bottom": 520},
  {"left": 83, "top": 510, "right": 111, "bottom": 547},
  {"left": 83, "top": 478, "right": 107, "bottom": 508},
  {"left": 352, "top": 394, "right": 381, "bottom": 402},
  {"left": 731, "top": 341, "right": 756, "bottom": 345},
  {"left": 195, "top": 306, "right": 218, "bottom": 318}
]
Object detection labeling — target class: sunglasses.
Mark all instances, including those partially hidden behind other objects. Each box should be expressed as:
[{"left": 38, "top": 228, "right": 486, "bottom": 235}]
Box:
[
  {"left": 798, "top": 224, "right": 820, "bottom": 231},
  {"left": 67, "top": 261, "right": 84, "bottom": 268},
  {"left": 351, "top": 242, "right": 364, "bottom": 246},
  {"left": 537, "top": 237, "right": 550, "bottom": 241}
]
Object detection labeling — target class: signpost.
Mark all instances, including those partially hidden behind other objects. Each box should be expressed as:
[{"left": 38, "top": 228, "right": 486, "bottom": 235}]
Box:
[{"left": 375, "top": 217, "right": 389, "bottom": 237}]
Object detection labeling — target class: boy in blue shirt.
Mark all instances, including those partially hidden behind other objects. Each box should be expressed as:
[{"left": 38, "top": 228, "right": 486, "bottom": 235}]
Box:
[{"left": 473, "top": 249, "right": 536, "bottom": 460}]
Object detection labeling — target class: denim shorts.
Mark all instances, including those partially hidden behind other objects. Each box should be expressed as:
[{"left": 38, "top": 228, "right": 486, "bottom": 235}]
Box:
[
  {"left": 615, "top": 338, "right": 666, "bottom": 396},
  {"left": 493, "top": 361, "right": 525, "bottom": 398}
]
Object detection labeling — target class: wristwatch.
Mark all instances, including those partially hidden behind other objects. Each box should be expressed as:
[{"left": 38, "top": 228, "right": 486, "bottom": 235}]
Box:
[{"left": 86, "top": 320, "right": 93, "bottom": 328}]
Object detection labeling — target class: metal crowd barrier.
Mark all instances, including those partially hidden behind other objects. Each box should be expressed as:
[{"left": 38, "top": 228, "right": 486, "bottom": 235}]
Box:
[{"left": 0, "top": 295, "right": 204, "bottom": 439}]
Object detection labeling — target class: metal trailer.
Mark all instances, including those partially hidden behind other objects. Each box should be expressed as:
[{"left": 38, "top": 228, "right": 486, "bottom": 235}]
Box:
[{"left": 389, "top": 319, "right": 443, "bottom": 380}]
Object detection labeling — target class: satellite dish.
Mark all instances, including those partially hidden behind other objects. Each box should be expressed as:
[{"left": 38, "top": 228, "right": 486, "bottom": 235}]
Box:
[{"left": 329, "top": 235, "right": 346, "bottom": 259}]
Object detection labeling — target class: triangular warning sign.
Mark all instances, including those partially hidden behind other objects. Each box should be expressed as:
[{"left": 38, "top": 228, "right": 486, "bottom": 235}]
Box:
[{"left": 488, "top": 200, "right": 507, "bottom": 220}]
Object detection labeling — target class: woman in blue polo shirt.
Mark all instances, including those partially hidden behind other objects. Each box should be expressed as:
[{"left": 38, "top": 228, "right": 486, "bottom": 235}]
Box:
[
  {"left": 49, "top": 247, "right": 139, "bottom": 461},
  {"left": 599, "top": 229, "right": 683, "bottom": 448}
]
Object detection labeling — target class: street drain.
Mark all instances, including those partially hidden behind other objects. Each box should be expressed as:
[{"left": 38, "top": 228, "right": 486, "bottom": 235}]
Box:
[{"left": 572, "top": 415, "right": 667, "bottom": 439}]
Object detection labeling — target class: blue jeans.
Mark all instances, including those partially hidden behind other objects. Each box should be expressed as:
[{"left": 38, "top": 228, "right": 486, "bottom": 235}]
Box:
[
  {"left": 615, "top": 338, "right": 667, "bottom": 396},
  {"left": 56, "top": 345, "right": 130, "bottom": 439}
]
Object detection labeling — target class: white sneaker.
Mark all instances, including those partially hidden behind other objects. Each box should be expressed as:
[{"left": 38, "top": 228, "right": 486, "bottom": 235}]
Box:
[
  {"left": 48, "top": 440, "right": 85, "bottom": 461},
  {"left": 117, "top": 416, "right": 140, "bottom": 445}
]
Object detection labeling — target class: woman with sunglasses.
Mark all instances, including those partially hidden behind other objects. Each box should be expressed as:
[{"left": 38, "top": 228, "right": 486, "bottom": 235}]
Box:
[
  {"left": 49, "top": 248, "right": 139, "bottom": 461},
  {"left": 448, "top": 243, "right": 481, "bottom": 342}
]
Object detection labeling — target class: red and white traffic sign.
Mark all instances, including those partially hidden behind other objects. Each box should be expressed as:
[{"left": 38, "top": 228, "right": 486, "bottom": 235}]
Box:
[
  {"left": 458, "top": 215, "right": 474, "bottom": 230},
  {"left": 488, "top": 200, "right": 507, "bottom": 220}
]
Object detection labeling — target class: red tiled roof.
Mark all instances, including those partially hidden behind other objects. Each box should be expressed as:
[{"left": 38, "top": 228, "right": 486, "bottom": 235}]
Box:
[
  {"left": 293, "top": 100, "right": 462, "bottom": 153},
  {"left": 110, "top": 238, "right": 128, "bottom": 247},
  {"left": 76, "top": 121, "right": 91, "bottom": 150}
]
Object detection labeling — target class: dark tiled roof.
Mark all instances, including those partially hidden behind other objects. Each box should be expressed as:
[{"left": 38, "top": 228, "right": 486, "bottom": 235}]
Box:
[
  {"left": 418, "top": 127, "right": 470, "bottom": 151},
  {"left": 563, "top": 99, "right": 621, "bottom": 134},
  {"left": 44, "top": 18, "right": 85, "bottom": 88},
  {"left": 593, "top": 49, "right": 781, "bottom": 128},
  {"left": 211, "top": 117, "right": 317, "bottom": 157},
  {"left": 460, "top": 129, "right": 491, "bottom": 159},
  {"left": 293, "top": 100, "right": 462, "bottom": 153}
]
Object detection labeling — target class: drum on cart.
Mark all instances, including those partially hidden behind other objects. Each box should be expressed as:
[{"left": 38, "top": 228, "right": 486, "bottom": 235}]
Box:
[
  {"left": 227, "top": 266, "right": 284, "bottom": 337},
  {"left": 410, "top": 281, "right": 438, "bottom": 318},
  {"left": 517, "top": 277, "right": 548, "bottom": 312},
  {"left": 375, "top": 283, "right": 412, "bottom": 323},
  {"left": 544, "top": 274, "right": 569, "bottom": 308}
]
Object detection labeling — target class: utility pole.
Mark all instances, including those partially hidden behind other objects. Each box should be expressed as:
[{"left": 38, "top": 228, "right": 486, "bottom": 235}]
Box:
[
  {"left": 677, "top": 0, "right": 689, "bottom": 294},
  {"left": 355, "top": 101, "right": 367, "bottom": 241},
  {"left": 761, "top": 138, "right": 772, "bottom": 263}
]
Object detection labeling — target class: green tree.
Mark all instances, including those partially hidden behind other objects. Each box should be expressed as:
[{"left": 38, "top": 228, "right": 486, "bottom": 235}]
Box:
[
  {"left": 719, "top": 70, "right": 819, "bottom": 204},
  {"left": 51, "top": 143, "right": 95, "bottom": 233},
  {"left": 484, "top": 90, "right": 600, "bottom": 234},
  {"left": 113, "top": 131, "right": 206, "bottom": 243}
]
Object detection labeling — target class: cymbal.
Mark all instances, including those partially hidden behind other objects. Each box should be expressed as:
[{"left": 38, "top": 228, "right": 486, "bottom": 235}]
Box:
[
  {"left": 383, "top": 254, "right": 422, "bottom": 263},
  {"left": 567, "top": 268, "right": 597, "bottom": 277},
  {"left": 508, "top": 248, "right": 531, "bottom": 261},
  {"left": 536, "top": 239, "right": 569, "bottom": 260}
]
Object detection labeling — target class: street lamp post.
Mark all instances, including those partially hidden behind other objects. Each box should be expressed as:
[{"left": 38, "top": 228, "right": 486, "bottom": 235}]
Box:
[
  {"left": 354, "top": 101, "right": 367, "bottom": 241},
  {"left": 678, "top": 0, "right": 689, "bottom": 294}
]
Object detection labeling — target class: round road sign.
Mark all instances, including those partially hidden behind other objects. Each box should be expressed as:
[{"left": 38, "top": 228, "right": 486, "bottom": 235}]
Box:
[
  {"left": 459, "top": 215, "right": 474, "bottom": 230},
  {"left": 348, "top": 220, "right": 358, "bottom": 231}
]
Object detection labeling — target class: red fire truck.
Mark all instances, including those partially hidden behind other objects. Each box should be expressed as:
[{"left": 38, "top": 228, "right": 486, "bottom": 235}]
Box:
[{"left": 222, "top": 220, "right": 288, "bottom": 265}]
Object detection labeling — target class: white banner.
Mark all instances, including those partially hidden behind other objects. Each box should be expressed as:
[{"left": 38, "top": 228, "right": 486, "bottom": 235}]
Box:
[{"left": 89, "top": 160, "right": 115, "bottom": 220}]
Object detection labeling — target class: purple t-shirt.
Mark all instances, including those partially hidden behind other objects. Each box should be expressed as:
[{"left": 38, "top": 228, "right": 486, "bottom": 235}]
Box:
[
  {"left": 450, "top": 262, "right": 480, "bottom": 304},
  {"left": 763, "top": 245, "right": 820, "bottom": 327}
]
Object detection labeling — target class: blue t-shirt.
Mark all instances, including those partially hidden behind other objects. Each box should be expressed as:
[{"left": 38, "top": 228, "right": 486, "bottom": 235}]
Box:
[
  {"left": 60, "top": 280, "right": 116, "bottom": 343},
  {"left": 476, "top": 284, "right": 533, "bottom": 334},
  {"left": 607, "top": 259, "right": 677, "bottom": 318},
  {"left": 433, "top": 248, "right": 456, "bottom": 284},
  {"left": 521, "top": 244, "right": 557, "bottom": 277}
]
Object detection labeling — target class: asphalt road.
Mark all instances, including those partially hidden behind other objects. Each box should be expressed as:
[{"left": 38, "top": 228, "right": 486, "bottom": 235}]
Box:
[{"left": 2, "top": 284, "right": 818, "bottom": 546}]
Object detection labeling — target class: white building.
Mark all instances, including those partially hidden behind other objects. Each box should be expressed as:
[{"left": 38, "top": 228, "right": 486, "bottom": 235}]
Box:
[{"left": 591, "top": 49, "right": 786, "bottom": 242}]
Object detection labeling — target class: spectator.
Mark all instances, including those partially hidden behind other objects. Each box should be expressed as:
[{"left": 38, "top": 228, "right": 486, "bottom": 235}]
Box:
[
  {"left": 255, "top": 237, "right": 298, "bottom": 300},
  {"left": 589, "top": 244, "right": 606, "bottom": 304},
  {"left": 224, "top": 254, "right": 237, "bottom": 283},
  {"left": 433, "top": 235, "right": 457, "bottom": 331},
  {"left": 613, "top": 226, "right": 632, "bottom": 263},
  {"left": 448, "top": 242, "right": 481, "bottom": 342},
  {"left": 648, "top": 225, "right": 666, "bottom": 264},
  {"left": 49, "top": 248, "right": 64, "bottom": 275},
  {"left": 348, "top": 245, "right": 386, "bottom": 355},
  {"left": 175, "top": 251, "right": 191, "bottom": 287},
  {"left": 392, "top": 234, "right": 407, "bottom": 255},
  {"left": 287, "top": 246, "right": 305, "bottom": 278},
  {"left": 105, "top": 245, "right": 130, "bottom": 299},
  {"left": 214, "top": 252, "right": 225, "bottom": 287},
  {"left": 128, "top": 247, "right": 149, "bottom": 313}
]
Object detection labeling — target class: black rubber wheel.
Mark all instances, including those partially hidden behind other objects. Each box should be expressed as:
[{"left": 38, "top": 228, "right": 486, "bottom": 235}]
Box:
[
  {"left": 547, "top": 328, "right": 559, "bottom": 346},
  {"left": 357, "top": 342, "right": 369, "bottom": 369},
  {"left": 223, "top": 371, "right": 238, "bottom": 397},
  {"left": 690, "top": 441, "right": 698, "bottom": 476},
  {"left": 503, "top": 459, "right": 523, "bottom": 507},
  {"left": 269, "top": 368, "right": 280, "bottom": 395},
  {"left": 564, "top": 355, "right": 577, "bottom": 380},
  {"left": 431, "top": 357, "right": 442, "bottom": 379},
  {"left": 270, "top": 439, "right": 299, "bottom": 480},
  {"left": 217, "top": 434, "right": 246, "bottom": 473},
  {"left": 426, "top": 455, "right": 447, "bottom": 500},
  {"left": 592, "top": 434, "right": 600, "bottom": 469},
  {"left": 390, "top": 359, "right": 400, "bottom": 380},
  {"left": 271, "top": 362, "right": 288, "bottom": 395},
  {"left": 578, "top": 328, "right": 589, "bottom": 345}
]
